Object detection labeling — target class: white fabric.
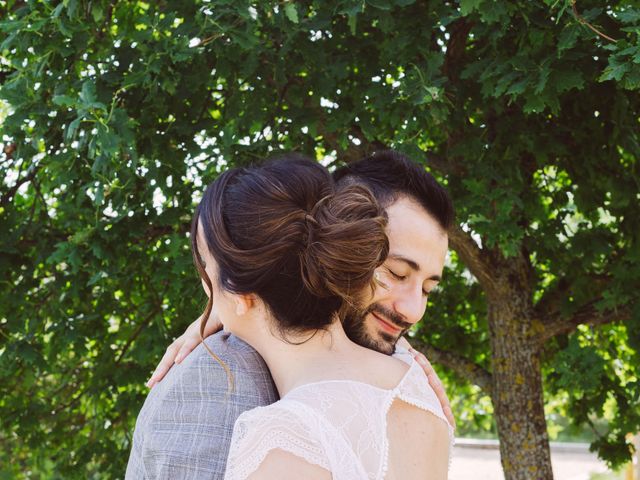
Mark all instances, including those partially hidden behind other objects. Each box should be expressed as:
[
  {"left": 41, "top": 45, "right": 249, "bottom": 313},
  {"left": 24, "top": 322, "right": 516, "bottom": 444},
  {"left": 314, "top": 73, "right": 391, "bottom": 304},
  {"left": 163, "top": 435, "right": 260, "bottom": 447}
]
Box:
[{"left": 224, "top": 350, "right": 454, "bottom": 480}]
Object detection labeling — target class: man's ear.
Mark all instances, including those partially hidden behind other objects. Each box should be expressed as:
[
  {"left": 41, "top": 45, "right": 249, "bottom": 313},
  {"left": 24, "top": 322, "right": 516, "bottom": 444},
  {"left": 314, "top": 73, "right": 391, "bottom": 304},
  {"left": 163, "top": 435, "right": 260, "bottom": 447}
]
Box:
[{"left": 234, "top": 293, "right": 256, "bottom": 316}]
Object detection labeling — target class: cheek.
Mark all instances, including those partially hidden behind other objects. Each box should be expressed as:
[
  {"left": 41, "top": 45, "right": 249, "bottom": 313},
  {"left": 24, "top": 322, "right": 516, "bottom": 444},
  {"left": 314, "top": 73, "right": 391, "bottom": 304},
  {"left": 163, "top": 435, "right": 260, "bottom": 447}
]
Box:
[
  {"left": 371, "top": 271, "right": 395, "bottom": 304},
  {"left": 372, "top": 278, "right": 403, "bottom": 304},
  {"left": 368, "top": 285, "right": 386, "bottom": 307}
]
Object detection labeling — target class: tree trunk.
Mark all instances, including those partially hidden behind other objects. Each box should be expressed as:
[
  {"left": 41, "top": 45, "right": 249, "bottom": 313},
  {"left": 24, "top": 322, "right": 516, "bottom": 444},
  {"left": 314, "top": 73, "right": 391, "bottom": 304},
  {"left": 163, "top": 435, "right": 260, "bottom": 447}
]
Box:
[{"left": 488, "top": 285, "right": 553, "bottom": 480}]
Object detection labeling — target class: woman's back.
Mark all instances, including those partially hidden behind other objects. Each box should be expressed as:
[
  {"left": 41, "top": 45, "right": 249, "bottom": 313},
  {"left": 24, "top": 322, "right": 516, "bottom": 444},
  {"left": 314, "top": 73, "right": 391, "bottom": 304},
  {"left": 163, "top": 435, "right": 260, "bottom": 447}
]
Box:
[{"left": 224, "top": 350, "right": 453, "bottom": 480}]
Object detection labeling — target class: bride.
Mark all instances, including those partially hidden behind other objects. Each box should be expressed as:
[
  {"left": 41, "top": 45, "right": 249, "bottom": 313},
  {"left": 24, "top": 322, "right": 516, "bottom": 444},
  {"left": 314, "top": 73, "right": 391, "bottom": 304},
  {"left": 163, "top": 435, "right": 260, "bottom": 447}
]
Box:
[{"left": 192, "top": 154, "right": 452, "bottom": 480}]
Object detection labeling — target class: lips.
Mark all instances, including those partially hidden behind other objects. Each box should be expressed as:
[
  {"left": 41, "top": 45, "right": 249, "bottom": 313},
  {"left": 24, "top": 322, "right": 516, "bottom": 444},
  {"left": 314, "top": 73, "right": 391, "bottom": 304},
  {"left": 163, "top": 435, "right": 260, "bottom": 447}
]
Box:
[{"left": 372, "top": 312, "right": 402, "bottom": 335}]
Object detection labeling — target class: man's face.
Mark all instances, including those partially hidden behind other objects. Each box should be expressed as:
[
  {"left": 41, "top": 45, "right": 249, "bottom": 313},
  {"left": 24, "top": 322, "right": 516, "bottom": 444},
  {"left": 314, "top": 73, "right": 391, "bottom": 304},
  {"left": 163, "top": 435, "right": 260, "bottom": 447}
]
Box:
[{"left": 343, "top": 196, "right": 449, "bottom": 355}]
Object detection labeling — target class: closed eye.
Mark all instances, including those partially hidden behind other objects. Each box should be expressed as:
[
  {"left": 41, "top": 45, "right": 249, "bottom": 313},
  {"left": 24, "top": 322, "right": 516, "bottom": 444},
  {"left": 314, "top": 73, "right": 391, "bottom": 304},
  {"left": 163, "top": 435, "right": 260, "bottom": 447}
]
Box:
[{"left": 387, "top": 268, "right": 406, "bottom": 281}]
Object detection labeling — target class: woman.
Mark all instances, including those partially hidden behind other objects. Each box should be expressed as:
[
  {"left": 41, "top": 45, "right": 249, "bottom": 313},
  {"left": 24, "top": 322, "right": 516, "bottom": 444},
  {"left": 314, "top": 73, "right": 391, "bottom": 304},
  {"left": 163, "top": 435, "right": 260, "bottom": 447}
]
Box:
[{"left": 193, "top": 155, "right": 452, "bottom": 480}]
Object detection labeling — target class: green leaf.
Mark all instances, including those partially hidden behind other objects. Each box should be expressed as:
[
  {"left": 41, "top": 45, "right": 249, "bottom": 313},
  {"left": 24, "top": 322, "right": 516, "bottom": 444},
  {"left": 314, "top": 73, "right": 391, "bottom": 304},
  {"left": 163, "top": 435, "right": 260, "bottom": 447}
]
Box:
[
  {"left": 65, "top": 0, "right": 79, "bottom": 18},
  {"left": 87, "top": 271, "right": 108, "bottom": 286},
  {"left": 557, "top": 26, "right": 580, "bottom": 53},
  {"left": 616, "top": 9, "right": 640, "bottom": 24},
  {"left": 53, "top": 95, "right": 77, "bottom": 107},
  {"left": 366, "top": 0, "right": 394, "bottom": 10},
  {"left": 523, "top": 94, "right": 546, "bottom": 113},
  {"left": 460, "top": 0, "right": 483, "bottom": 16},
  {"left": 505, "top": 78, "right": 528, "bottom": 96},
  {"left": 600, "top": 60, "right": 631, "bottom": 82},
  {"left": 554, "top": 69, "right": 584, "bottom": 92},
  {"left": 80, "top": 80, "right": 97, "bottom": 105},
  {"left": 348, "top": 13, "right": 357, "bottom": 35},
  {"left": 284, "top": 3, "right": 299, "bottom": 23},
  {"left": 94, "top": 182, "right": 104, "bottom": 206},
  {"left": 52, "top": 3, "right": 65, "bottom": 19},
  {"left": 64, "top": 117, "right": 82, "bottom": 142},
  {"left": 92, "top": 4, "right": 104, "bottom": 23}
]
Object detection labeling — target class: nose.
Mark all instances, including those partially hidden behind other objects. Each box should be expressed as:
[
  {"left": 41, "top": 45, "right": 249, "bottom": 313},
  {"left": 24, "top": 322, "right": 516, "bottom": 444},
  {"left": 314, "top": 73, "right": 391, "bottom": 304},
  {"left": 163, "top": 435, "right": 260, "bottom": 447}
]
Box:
[{"left": 393, "top": 285, "right": 426, "bottom": 325}]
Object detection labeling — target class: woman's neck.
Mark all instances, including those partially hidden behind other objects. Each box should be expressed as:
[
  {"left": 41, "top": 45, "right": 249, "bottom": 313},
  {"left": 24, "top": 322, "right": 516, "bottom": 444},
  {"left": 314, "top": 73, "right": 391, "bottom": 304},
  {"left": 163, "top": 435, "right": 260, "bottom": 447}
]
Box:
[{"left": 234, "top": 318, "right": 359, "bottom": 396}]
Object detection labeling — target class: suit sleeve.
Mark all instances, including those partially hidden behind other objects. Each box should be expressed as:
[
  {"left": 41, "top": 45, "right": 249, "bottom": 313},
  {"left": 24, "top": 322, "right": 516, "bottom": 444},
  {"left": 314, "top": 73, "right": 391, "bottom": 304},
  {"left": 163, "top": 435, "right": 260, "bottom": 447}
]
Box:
[{"left": 125, "top": 335, "right": 278, "bottom": 480}]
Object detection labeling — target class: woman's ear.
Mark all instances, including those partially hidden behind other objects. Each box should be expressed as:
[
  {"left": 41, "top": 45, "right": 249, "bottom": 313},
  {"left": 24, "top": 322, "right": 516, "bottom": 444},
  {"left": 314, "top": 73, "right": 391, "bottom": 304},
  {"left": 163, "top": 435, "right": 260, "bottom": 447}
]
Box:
[
  {"left": 234, "top": 293, "right": 256, "bottom": 316},
  {"left": 201, "top": 279, "right": 211, "bottom": 298}
]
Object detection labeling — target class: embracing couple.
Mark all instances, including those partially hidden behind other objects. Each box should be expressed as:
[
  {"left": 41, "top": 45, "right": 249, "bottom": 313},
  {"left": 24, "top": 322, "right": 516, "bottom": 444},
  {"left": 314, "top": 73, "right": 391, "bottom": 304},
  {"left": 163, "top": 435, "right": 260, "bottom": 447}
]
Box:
[{"left": 126, "top": 150, "right": 455, "bottom": 479}]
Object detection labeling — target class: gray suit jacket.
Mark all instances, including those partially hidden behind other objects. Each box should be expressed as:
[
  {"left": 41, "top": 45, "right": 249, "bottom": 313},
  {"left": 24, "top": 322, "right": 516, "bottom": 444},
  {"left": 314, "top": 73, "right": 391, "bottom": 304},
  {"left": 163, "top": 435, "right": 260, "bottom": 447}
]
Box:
[{"left": 125, "top": 332, "right": 279, "bottom": 479}]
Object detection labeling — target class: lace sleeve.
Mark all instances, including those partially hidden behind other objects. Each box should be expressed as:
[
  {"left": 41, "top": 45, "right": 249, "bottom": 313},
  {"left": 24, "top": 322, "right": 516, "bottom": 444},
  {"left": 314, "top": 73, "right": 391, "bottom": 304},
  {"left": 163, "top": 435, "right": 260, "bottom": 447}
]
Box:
[{"left": 224, "top": 401, "right": 330, "bottom": 480}]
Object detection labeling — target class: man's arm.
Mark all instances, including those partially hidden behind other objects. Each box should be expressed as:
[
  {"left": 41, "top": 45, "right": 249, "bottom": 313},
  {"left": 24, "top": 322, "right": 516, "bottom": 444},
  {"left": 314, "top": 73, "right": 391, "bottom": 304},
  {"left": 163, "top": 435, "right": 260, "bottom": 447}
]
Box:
[
  {"left": 129, "top": 333, "right": 278, "bottom": 479},
  {"left": 148, "top": 324, "right": 455, "bottom": 430},
  {"left": 128, "top": 343, "right": 234, "bottom": 479},
  {"left": 397, "top": 337, "right": 456, "bottom": 430}
]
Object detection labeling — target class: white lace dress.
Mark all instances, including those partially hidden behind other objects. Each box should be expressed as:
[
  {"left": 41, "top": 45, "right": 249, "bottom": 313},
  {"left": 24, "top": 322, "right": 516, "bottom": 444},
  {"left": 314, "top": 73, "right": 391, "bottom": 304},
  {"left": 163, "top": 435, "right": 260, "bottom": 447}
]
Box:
[{"left": 224, "top": 350, "right": 454, "bottom": 480}]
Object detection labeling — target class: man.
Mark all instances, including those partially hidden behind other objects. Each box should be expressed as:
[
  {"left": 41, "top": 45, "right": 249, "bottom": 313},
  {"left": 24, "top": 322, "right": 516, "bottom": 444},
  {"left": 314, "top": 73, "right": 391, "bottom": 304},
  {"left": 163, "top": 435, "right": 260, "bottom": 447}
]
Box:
[{"left": 126, "top": 150, "right": 454, "bottom": 479}]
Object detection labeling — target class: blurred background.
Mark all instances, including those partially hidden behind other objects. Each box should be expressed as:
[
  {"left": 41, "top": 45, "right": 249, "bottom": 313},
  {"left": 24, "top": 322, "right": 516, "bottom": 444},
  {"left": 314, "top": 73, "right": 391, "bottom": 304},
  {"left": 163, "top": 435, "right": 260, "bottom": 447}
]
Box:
[{"left": 1, "top": 0, "right": 639, "bottom": 478}]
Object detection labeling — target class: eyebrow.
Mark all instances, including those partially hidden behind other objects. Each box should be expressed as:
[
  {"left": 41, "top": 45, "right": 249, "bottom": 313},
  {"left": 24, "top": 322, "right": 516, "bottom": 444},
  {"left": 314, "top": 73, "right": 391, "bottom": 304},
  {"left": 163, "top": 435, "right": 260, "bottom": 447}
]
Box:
[{"left": 387, "top": 254, "right": 442, "bottom": 282}]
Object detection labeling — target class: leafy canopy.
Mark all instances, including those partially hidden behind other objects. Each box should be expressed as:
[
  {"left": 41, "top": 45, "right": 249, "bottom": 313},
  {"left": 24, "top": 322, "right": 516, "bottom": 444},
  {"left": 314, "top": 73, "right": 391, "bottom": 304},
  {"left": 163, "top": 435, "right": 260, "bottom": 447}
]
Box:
[{"left": 1, "top": 0, "right": 639, "bottom": 477}]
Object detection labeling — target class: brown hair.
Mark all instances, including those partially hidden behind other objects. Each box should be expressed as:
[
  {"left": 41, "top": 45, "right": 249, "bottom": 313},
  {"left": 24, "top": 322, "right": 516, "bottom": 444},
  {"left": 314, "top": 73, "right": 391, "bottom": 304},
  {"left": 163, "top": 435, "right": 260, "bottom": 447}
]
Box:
[
  {"left": 334, "top": 150, "right": 454, "bottom": 231},
  {"left": 191, "top": 154, "right": 388, "bottom": 348}
]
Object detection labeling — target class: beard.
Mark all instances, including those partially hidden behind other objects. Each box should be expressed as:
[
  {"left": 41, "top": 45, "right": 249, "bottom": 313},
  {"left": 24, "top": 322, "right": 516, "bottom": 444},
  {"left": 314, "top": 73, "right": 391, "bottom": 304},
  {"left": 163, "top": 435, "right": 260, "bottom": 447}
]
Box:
[{"left": 342, "top": 303, "right": 412, "bottom": 356}]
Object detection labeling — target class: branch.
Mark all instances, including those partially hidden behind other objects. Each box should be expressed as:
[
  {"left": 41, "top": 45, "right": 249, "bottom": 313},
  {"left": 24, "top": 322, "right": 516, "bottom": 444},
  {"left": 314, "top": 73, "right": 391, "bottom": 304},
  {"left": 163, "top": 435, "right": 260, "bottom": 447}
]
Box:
[
  {"left": 411, "top": 339, "right": 494, "bottom": 398},
  {"left": 448, "top": 225, "right": 497, "bottom": 294},
  {"left": 115, "top": 306, "right": 162, "bottom": 365},
  {"left": 312, "top": 109, "right": 381, "bottom": 164},
  {"left": 50, "top": 384, "right": 88, "bottom": 416},
  {"left": 443, "top": 18, "right": 474, "bottom": 81},
  {"left": 537, "top": 300, "right": 631, "bottom": 344},
  {"left": 143, "top": 220, "right": 189, "bottom": 238},
  {"left": 2, "top": 142, "right": 16, "bottom": 159},
  {"left": 0, "top": 165, "right": 39, "bottom": 207},
  {"left": 534, "top": 274, "right": 611, "bottom": 319},
  {"left": 571, "top": 1, "right": 618, "bottom": 43}
]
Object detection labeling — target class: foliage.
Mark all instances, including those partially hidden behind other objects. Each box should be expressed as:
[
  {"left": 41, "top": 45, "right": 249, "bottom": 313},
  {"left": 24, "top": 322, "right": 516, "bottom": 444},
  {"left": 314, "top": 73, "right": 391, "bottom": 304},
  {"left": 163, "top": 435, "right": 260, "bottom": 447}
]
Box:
[{"left": 1, "top": 0, "right": 639, "bottom": 477}]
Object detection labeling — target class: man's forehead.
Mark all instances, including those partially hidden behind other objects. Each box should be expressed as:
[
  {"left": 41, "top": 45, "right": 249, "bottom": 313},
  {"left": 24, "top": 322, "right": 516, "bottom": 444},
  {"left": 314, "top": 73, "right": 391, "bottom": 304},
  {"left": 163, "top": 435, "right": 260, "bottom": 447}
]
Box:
[
  {"left": 385, "top": 197, "right": 444, "bottom": 238},
  {"left": 384, "top": 197, "right": 448, "bottom": 275}
]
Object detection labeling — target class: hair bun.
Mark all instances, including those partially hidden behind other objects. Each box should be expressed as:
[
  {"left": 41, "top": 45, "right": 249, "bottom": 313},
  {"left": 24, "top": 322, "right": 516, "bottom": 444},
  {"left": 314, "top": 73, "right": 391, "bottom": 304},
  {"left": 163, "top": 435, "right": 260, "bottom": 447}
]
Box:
[
  {"left": 300, "top": 184, "right": 388, "bottom": 307},
  {"left": 304, "top": 213, "right": 319, "bottom": 229},
  {"left": 194, "top": 154, "right": 389, "bottom": 336}
]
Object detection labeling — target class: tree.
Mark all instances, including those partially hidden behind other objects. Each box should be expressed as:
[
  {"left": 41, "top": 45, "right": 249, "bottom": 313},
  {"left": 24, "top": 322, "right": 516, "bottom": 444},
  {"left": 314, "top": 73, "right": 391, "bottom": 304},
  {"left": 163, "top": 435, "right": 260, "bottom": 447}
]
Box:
[{"left": 1, "top": 1, "right": 638, "bottom": 478}]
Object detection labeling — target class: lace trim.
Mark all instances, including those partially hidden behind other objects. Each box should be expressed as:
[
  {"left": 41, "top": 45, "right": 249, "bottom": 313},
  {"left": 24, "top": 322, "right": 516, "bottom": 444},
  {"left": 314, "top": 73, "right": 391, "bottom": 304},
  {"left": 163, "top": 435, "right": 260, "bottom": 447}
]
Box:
[
  {"left": 378, "top": 394, "right": 395, "bottom": 480},
  {"left": 225, "top": 402, "right": 332, "bottom": 480},
  {"left": 225, "top": 429, "right": 329, "bottom": 480}
]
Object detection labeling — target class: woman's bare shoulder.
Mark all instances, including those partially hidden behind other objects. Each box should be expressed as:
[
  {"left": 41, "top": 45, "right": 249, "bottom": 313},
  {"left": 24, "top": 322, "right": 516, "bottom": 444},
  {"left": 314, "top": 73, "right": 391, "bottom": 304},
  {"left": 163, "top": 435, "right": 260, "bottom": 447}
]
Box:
[{"left": 247, "top": 449, "right": 331, "bottom": 480}]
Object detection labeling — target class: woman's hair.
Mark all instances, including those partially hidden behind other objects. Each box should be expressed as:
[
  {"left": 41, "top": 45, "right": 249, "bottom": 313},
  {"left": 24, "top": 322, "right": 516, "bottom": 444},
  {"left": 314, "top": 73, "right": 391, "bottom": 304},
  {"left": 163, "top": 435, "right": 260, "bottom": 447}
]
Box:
[{"left": 191, "top": 154, "right": 389, "bottom": 340}]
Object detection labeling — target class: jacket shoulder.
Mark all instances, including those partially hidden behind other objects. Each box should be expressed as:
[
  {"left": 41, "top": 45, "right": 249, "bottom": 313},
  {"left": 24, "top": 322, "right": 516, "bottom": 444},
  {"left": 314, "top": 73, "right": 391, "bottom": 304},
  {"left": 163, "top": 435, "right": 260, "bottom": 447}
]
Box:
[{"left": 125, "top": 332, "right": 278, "bottom": 479}]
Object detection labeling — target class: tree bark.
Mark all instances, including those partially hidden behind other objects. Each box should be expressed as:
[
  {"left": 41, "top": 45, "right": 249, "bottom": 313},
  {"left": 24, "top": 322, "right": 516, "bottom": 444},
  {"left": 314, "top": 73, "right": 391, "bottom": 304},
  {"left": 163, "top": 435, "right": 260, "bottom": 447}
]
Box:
[
  {"left": 488, "top": 274, "right": 553, "bottom": 480},
  {"left": 438, "top": 213, "right": 560, "bottom": 478}
]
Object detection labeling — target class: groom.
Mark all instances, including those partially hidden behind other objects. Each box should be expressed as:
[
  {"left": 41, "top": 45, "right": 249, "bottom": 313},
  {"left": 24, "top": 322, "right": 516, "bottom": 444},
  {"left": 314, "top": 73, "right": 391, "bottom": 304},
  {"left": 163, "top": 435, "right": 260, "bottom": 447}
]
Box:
[{"left": 126, "top": 150, "right": 454, "bottom": 479}]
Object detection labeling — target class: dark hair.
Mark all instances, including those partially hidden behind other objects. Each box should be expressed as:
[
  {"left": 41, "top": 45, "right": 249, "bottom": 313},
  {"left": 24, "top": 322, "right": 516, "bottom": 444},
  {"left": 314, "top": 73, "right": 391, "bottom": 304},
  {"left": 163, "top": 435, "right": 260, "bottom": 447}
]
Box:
[
  {"left": 191, "top": 154, "right": 389, "bottom": 340},
  {"left": 333, "top": 150, "right": 454, "bottom": 231}
]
